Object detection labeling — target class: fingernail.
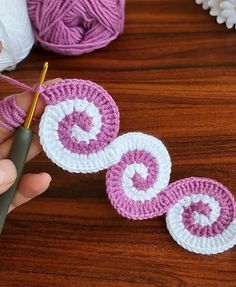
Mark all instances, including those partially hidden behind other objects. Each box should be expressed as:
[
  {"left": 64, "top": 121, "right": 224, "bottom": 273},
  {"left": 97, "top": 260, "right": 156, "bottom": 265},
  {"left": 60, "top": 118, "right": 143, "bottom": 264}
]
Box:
[{"left": 40, "top": 172, "right": 52, "bottom": 182}]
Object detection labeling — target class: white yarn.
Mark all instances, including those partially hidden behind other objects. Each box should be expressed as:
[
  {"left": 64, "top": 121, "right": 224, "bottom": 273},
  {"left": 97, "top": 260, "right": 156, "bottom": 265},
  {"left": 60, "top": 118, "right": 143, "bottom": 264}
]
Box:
[
  {"left": 0, "top": 0, "right": 34, "bottom": 72},
  {"left": 221, "top": 0, "right": 236, "bottom": 28},
  {"left": 39, "top": 98, "right": 113, "bottom": 173},
  {"left": 208, "top": 0, "right": 226, "bottom": 24},
  {"left": 166, "top": 194, "right": 236, "bottom": 255},
  {"left": 195, "top": 0, "right": 236, "bottom": 28},
  {"left": 39, "top": 97, "right": 172, "bottom": 175},
  {"left": 195, "top": 0, "right": 210, "bottom": 9}
]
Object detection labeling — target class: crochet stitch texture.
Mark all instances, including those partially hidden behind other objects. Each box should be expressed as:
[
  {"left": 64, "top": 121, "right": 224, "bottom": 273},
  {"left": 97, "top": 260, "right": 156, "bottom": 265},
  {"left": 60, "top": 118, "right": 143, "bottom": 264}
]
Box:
[
  {"left": 39, "top": 79, "right": 120, "bottom": 173},
  {"left": 166, "top": 177, "right": 236, "bottom": 254},
  {"left": 0, "top": 94, "right": 26, "bottom": 130},
  {"left": 27, "top": 0, "right": 125, "bottom": 56},
  {"left": 0, "top": 75, "right": 236, "bottom": 255}
]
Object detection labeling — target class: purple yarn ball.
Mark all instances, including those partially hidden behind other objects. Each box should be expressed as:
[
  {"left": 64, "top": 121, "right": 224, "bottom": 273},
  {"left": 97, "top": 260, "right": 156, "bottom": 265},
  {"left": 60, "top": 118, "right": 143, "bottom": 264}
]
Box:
[{"left": 27, "top": 0, "right": 125, "bottom": 55}]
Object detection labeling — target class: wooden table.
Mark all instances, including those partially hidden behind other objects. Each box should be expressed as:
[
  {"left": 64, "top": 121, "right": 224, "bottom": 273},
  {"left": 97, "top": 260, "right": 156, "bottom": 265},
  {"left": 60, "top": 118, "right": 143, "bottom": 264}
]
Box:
[{"left": 1, "top": 1, "right": 236, "bottom": 286}]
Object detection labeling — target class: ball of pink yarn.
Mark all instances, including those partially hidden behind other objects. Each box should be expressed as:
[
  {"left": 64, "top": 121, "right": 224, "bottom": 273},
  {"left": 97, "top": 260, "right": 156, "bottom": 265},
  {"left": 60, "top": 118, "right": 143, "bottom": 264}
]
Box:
[{"left": 27, "top": 0, "right": 125, "bottom": 55}]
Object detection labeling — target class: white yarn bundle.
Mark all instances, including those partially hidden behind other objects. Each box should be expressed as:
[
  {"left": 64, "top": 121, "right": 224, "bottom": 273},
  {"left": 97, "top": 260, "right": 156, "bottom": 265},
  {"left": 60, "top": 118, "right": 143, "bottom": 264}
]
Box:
[
  {"left": 196, "top": 0, "right": 236, "bottom": 28},
  {"left": 0, "top": 0, "right": 34, "bottom": 72}
]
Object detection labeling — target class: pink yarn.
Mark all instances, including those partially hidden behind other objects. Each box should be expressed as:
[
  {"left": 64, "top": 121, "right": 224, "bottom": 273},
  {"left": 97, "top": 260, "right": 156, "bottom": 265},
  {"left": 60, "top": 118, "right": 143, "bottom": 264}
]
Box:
[
  {"left": 0, "top": 94, "right": 26, "bottom": 130},
  {"left": 0, "top": 73, "right": 42, "bottom": 131},
  {"left": 27, "top": 0, "right": 125, "bottom": 55},
  {"left": 107, "top": 167, "right": 236, "bottom": 226},
  {"left": 42, "top": 79, "right": 120, "bottom": 155}
]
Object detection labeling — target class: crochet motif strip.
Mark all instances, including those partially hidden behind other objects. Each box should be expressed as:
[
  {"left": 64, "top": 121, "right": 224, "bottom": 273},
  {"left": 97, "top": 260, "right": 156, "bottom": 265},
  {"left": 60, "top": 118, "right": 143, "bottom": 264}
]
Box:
[
  {"left": 166, "top": 177, "right": 236, "bottom": 254},
  {"left": 37, "top": 79, "right": 236, "bottom": 255},
  {"left": 0, "top": 77, "right": 236, "bottom": 255}
]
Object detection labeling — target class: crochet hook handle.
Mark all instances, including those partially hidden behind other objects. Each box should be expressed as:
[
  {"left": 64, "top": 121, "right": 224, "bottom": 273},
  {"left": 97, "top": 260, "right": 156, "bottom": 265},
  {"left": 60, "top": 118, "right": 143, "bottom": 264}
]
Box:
[{"left": 0, "top": 127, "right": 33, "bottom": 234}]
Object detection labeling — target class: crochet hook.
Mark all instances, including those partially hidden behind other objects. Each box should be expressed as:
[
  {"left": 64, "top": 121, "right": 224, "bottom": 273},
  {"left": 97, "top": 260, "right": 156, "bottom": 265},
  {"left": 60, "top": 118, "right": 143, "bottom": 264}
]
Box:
[{"left": 0, "top": 62, "right": 48, "bottom": 235}]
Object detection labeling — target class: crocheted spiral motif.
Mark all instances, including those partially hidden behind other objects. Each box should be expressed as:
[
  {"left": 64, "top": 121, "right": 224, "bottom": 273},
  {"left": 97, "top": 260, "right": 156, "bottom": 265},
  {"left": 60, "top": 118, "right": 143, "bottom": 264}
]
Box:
[
  {"left": 106, "top": 133, "right": 172, "bottom": 220},
  {"left": 106, "top": 151, "right": 236, "bottom": 254},
  {"left": 166, "top": 177, "right": 236, "bottom": 255},
  {"left": 1, "top": 74, "right": 236, "bottom": 255},
  {"left": 39, "top": 79, "right": 119, "bottom": 173}
]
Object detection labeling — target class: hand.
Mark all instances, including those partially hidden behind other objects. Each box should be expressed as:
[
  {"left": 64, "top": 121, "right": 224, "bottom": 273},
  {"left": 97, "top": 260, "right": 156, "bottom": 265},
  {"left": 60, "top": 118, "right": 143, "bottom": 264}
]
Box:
[{"left": 0, "top": 85, "right": 52, "bottom": 213}]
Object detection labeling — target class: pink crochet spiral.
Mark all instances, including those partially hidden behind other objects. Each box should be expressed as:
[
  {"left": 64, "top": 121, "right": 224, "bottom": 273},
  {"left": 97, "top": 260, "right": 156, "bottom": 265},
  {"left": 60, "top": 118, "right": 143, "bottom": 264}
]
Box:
[{"left": 27, "top": 0, "right": 125, "bottom": 55}]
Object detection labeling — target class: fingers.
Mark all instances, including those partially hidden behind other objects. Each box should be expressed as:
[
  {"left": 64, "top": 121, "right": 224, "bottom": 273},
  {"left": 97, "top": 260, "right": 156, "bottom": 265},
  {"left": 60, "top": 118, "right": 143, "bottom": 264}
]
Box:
[
  {"left": 16, "top": 90, "right": 45, "bottom": 118},
  {"left": 16, "top": 78, "right": 61, "bottom": 116},
  {"left": 0, "top": 78, "right": 61, "bottom": 143},
  {"left": 0, "top": 159, "right": 17, "bottom": 194},
  {"left": 0, "top": 78, "right": 61, "bottom": 212},
  {"left": 15, "top": 78, "right": 60, "bottom": 118},
  {"left": 0, "top": 132, "right": 42, "bottom": 162},
  {"left": 0, "top": 161, "right": 51, "bottom": 213},
  {"left": 0, "top": 91, "right": 45, "bottom": 144},
  {"left": 8, "top": 173, "right": 52, "bottom": 213}
]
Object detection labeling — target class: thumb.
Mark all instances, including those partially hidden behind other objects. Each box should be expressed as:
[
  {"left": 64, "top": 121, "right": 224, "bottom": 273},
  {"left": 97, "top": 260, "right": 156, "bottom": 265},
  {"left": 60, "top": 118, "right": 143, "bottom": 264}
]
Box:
[{"left": 0, "top": 159, "right": 17, "bottom": 194}]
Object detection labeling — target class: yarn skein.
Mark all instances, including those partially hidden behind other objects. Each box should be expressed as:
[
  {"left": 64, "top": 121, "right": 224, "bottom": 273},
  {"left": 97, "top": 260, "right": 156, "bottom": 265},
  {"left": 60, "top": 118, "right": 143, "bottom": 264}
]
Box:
[
  {"left": 0, "top": 0, "right": 34, "bottom": 72},
  {"left": 27, "top": 0, "right": 125, "bottom": 56}
]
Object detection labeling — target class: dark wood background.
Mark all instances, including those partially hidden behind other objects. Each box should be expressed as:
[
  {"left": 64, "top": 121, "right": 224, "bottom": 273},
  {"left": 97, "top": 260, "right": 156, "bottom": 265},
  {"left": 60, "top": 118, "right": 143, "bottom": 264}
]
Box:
[{"left": 1, "top": 0, "right": 236, "bottom": 286}]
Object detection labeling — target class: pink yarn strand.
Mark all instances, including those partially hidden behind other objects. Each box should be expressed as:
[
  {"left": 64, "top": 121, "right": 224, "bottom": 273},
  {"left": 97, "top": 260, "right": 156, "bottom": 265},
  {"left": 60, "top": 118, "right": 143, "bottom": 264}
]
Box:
[
  {"left": 0, "top": 73, "right": 35, "bottom": 93},
  {"left": 0, "top": 94, "right": 26, "bottom": 130}
]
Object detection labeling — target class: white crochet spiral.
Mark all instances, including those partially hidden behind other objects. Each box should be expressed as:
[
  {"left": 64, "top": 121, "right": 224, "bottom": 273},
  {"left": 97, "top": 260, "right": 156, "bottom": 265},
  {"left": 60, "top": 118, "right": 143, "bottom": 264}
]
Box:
[{"left": 0, "top": 0, "right": 34, "bottom": 72}]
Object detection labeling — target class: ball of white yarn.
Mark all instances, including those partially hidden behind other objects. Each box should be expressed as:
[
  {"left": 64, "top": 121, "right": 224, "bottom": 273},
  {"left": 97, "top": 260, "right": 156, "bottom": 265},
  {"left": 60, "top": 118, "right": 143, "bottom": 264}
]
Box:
[{"left": 0, "top": 0, "right": 34, "bottom": 72}]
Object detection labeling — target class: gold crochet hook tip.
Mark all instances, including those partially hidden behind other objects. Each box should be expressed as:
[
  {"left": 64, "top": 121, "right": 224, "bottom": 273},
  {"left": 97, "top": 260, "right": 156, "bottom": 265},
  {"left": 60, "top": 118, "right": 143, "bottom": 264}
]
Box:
[{"left": 24, "top": 62, "right": 48, "bottom": 129}]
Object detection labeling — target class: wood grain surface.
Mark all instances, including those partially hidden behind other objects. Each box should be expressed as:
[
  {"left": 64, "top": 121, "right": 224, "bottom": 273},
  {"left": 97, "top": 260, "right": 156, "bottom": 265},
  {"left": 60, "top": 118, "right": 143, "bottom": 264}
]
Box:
[{"left": 1, "top": 1, "right": 236, "bottom": 286}]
